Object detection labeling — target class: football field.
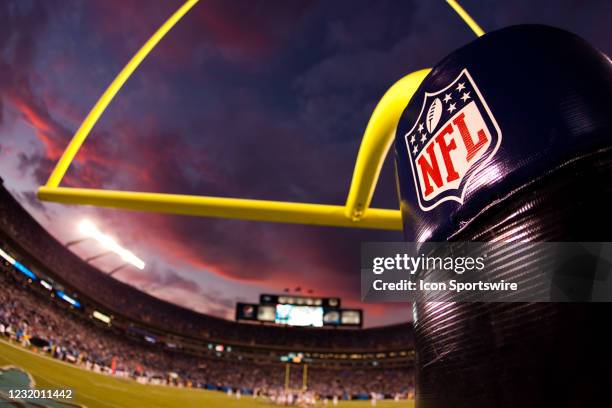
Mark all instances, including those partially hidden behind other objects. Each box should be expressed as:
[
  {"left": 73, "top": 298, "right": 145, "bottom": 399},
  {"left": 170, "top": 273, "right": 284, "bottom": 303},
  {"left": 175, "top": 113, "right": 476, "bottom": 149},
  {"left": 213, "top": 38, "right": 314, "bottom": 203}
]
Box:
[{"left": 0, "top": 340, "right": 414, "bottom": 408}]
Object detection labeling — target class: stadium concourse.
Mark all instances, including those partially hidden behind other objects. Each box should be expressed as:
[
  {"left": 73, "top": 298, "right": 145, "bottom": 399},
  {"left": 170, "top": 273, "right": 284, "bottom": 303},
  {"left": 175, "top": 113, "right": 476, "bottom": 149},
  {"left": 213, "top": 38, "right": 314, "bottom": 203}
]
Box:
[{"left": 0, "top": 183, "right": 415, "bottom": 404}]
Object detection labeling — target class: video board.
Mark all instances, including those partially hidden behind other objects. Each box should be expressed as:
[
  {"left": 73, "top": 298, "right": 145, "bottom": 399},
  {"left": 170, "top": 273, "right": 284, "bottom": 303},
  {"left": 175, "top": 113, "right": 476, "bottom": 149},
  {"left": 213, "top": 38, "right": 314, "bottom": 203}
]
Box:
[{"left": 236, "top": 297, "right": 362, "bottom": 328}]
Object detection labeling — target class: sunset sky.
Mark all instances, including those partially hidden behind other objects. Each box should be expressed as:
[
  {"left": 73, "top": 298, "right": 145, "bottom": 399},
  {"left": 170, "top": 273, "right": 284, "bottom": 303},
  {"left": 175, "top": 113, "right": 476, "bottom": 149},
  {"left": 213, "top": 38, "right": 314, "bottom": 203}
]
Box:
[{"left": 0, "top": 0, "right": 609, "bottom": 327}]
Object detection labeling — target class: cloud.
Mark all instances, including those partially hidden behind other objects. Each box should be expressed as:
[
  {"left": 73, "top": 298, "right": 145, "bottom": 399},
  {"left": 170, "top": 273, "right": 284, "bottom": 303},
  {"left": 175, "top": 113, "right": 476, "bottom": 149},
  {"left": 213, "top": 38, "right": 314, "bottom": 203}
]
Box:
[
  {"left": 17, "top": 189, "right": 48, "bottom": 214},
  {"left": 2, "top": 0, "right": 609, "bottom": 327},
  {"left": 0, "top": 0, "right": 452, "bottom": 325},
  {"left": 116, "top": 265, "right": 237, "bottom": 319},
  {"left": 139, "top": 268, "right": 201, "bottom": 294}
]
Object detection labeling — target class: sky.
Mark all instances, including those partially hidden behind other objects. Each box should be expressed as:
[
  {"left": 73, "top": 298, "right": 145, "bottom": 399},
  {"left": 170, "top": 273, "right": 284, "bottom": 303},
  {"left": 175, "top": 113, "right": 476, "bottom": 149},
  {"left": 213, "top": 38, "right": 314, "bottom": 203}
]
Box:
[{"left": 0, "top": 0, "right": 610, "bottom": 327}]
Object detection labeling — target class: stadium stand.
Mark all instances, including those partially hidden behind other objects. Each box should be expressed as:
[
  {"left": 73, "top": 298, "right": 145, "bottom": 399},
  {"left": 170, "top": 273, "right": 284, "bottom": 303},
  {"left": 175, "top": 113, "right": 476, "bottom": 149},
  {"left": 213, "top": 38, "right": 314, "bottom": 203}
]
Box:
[{"left": 0, "top": 183, "right": 414, "bottom": 399}]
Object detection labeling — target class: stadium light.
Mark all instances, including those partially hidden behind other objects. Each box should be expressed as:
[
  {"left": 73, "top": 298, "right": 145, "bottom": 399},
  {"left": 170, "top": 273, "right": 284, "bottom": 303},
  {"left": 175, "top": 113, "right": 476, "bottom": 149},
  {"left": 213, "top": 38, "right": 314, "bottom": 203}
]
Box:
[
  {"left": 56, "top": 290, "right": 81, "bottom": 308},
  {"left": 0, "top": 247, "right": 16, "bottom": 264},
  {"left": 0, "top": 247, "right": 37, "bottom": 280},
  {"left": 92, "top": 310, "right": 112, "bottom": 324},
  {"left": 77, "top": 220, "right": 145, "bottom": 270},
  {"left": 40, "top": 280, "right": 53, "bottom": 290}
]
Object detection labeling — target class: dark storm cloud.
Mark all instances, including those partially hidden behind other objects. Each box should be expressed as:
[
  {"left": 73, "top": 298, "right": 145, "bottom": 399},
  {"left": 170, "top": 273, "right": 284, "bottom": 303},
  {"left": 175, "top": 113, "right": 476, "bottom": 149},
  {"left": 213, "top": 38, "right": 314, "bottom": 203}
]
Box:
[
  {"left": 0, "top": 1, "right": 59, "bottom": 185},
  {"left": 1, "top": 0, "right": 609, "bottom": 325},
  {"left": 0, "top": 1, "right": 49, "bottom": 128},
  {"left": 17, "top": 190, "right": 47, "bottom": 213},
  {"left": 124, "top": 266, "right": 201, "bottom": 294},
  {"left": 115, "top": 265, "right": 238, "bottom": 318},
  {"left": 0, "top": 1, "right": 127, "bottom": 189}
]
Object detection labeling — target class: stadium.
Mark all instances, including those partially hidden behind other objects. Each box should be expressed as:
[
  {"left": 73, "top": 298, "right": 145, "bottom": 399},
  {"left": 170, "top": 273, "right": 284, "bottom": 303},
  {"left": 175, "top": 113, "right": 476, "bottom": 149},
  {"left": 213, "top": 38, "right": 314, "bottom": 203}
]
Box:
[
  {"left": 0, "top": 182, "right": 414, "bottom": 406},
  {"left": 1, "top": 0, "right": 611, "bottom": 407}
]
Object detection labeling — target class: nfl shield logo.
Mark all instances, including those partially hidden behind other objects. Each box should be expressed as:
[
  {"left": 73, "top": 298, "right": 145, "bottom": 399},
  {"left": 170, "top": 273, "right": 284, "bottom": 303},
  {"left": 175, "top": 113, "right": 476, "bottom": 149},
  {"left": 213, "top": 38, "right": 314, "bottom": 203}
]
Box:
[{"left": 404, "top": 69, "right": 502, "bottom": 211}]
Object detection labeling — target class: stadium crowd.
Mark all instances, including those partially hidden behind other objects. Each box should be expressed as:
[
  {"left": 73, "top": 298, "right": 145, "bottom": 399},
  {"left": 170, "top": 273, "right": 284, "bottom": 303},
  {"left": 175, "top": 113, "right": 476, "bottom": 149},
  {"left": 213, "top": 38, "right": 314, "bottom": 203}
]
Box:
[{"left": 0, "top": 266, "right": 414, "bottom": 399}]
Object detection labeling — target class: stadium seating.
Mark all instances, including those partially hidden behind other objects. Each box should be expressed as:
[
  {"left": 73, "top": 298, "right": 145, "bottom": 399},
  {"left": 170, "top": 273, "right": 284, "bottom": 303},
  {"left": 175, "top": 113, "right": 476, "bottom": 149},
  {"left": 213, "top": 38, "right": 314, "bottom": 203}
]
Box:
[{"left": 0, "top": 184, "right": 414, "bottom": 398}]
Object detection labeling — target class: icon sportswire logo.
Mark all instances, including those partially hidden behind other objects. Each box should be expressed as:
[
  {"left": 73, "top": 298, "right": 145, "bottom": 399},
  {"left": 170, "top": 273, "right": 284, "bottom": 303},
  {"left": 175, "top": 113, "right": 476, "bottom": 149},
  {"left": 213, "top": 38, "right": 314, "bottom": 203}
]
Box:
[{"left": 404, "top": 69, "right": 502, "bottom": 211}]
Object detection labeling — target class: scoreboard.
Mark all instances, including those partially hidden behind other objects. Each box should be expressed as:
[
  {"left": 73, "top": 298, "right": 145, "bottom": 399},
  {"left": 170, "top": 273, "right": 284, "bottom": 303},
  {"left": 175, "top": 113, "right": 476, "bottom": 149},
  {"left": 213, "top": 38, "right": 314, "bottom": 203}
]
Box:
[{"left": 236, "top": 294, "right": 362, "bottom": 328}]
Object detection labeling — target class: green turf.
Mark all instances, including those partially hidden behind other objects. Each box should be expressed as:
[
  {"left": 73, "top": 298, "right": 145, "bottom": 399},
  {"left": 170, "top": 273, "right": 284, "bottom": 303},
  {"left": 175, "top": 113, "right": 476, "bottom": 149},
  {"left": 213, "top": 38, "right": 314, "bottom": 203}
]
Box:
[{"left": 0, "top": 340, "right": 414, "bottom": 408}]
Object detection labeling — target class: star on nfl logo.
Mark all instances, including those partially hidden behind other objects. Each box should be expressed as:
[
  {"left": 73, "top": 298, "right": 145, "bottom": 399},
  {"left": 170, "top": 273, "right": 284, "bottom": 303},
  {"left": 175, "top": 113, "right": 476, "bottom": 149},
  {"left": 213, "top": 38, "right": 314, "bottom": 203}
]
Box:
[{"left": 404, "top": 69, "right": 502, "bottom": 211}]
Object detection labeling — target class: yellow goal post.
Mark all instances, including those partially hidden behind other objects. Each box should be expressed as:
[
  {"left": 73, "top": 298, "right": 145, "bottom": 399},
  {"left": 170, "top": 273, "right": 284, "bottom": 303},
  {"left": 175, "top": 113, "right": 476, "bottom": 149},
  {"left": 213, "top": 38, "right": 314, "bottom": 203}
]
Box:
[{"left": 37, "top": 0, "right": 483, "bottom": 231}]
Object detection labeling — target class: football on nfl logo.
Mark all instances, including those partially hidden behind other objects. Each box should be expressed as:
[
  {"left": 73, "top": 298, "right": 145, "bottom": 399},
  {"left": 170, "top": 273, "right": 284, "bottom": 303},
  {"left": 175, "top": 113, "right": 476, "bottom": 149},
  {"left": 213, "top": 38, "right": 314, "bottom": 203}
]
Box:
[{"left": 404, "top": 69, "right": 502, "bottom": 211}]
